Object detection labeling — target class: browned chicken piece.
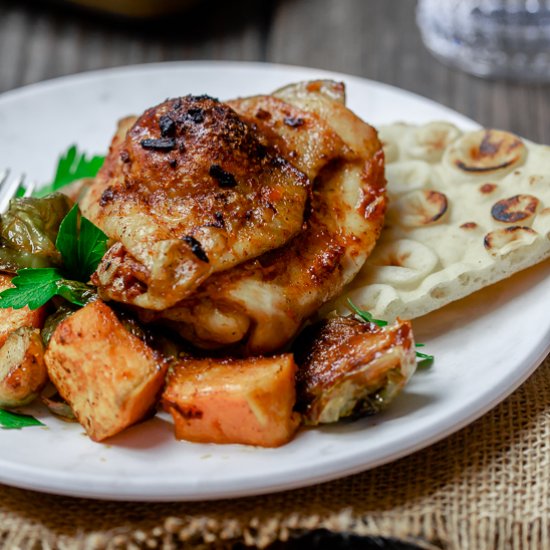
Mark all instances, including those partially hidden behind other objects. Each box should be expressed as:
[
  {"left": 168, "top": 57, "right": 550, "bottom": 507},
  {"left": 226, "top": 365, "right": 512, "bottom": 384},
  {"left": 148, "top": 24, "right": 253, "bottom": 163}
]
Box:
[
  {"left": 0, "top": 327, "right": 47, "bottom": 408},
  {"left": 162, "top": 354, "right": 299, "bottom": 447},
  {"left": 145, "top": 81, "right": 386, "bottom": 353},
  {"left": 80, "top": 80, "right": 385, "bottom": 353},
  {"left": 226, "top": 93, "right": 350, "bottom": 181},
  {"left": 0, "top": 273, "right": 47, "bottom": 347},
  {"left": 293, "top": 316, "right": 416, "bottom": 425},
  {"left": 82, "top": 98, "right": 309, "bottom": 311},
  {"left": 45, "top": 300, "right": 168, "bottom": 441}
]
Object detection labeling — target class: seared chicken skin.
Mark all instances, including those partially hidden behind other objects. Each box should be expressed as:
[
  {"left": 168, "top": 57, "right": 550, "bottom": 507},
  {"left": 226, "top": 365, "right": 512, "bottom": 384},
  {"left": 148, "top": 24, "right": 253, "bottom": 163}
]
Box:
[
  {"left": 140, "top": 82, "right": 386, "bottom": 353},
  {"left": 83, "top": 96, "right": 308, "bottom": 310},
  {"left": 83, "top": 81, "right": 386, "bottom": 354}
]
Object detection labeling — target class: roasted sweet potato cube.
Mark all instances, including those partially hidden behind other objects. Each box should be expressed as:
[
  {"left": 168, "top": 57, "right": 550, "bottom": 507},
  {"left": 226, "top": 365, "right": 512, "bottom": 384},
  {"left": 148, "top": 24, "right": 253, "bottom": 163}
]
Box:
[
  {"left": 0, "top": 274, "right": 47, "bottom": 347},
  {"left": 44, "top": 300, "right": 167, "bottom": 442},
  {"left": 162, "top": 355, "right": 300, "bottom": 447}
]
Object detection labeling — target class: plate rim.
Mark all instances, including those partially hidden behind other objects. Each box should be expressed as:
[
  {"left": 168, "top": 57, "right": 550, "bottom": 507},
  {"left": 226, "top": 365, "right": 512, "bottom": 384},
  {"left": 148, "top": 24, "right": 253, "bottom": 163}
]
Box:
[{"left": 0, "top": 59, "right": 476, "bottom": 126}]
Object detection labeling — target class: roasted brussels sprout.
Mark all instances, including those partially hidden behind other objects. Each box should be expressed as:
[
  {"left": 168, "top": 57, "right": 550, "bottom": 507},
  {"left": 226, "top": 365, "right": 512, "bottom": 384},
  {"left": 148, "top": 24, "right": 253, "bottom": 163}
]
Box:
[
  {"left": 293, "top": 316, "right": 417, "bottom": 424},
  {"left": 0, "top": 193, "right": 73, "bottom": 271},
  {"left": 0, "top": 248, "right": 55, "bottom": 271},
  {"left": 0, "top": 327, "right": 47, "bottom": 408},
  {"left": 42, "top": 390, "right": 76, "bottom": 421},
  {"left": 42, "top": 305, "right": 77, "bottom": 346}
]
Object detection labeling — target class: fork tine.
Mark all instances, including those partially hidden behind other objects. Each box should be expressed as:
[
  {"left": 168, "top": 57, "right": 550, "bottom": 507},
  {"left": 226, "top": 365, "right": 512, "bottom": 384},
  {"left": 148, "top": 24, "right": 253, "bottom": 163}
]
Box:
[
  {"left": 22, "top": 180, "right": 36, "bottom": 198},
  {"left": 0, "top": 172, "right": 25, "bottom": 213},
  {"left": 0, "top": 169, "right": 10, "bottom": 188}
]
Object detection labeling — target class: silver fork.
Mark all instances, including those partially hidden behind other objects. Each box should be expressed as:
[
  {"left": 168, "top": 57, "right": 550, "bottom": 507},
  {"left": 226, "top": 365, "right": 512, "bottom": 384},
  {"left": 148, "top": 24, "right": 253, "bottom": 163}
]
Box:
[{"left": 0, "top": 170, "right": 36, "bottom": 213}]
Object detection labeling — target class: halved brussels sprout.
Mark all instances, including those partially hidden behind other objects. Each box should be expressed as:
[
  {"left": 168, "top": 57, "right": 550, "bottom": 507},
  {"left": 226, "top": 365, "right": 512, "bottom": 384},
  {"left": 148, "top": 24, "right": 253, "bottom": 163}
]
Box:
[
  {"left": 0, "top": 327, "right": 47, "bottom": 408},
  {"left": 293, "top": 316, "right": 417, "bottom": 424},
  {"left": 42, "top": 305, "right": 78, "bottom": 346},
  {"left": 42, "top": 390, "right": 76, "bottom": 421},
  {"left": 0, "top": 193, "right": 73, "bottom": 272}
]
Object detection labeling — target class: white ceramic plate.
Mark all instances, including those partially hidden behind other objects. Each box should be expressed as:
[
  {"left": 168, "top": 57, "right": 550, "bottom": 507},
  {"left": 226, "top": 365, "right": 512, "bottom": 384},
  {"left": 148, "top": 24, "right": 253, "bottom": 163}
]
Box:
[{"left": 0, "top": 62, "right": 548, "bottom": 502}]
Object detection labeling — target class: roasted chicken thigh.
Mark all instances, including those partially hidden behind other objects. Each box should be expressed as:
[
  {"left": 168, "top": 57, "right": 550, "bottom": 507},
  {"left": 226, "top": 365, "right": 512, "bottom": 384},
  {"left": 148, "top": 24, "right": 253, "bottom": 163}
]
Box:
[
  {"left": 83, "top": 96, "right": 308, "bottom": 310},
  {"left": 83, "top": 81, "right": 387, "bottom": 353}
]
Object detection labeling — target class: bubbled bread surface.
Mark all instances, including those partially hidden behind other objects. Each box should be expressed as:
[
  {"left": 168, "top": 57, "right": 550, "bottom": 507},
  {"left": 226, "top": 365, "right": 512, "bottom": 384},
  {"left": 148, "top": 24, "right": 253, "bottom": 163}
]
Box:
[{"left": 329, "top": 122, "right": 550, "bottom": 321}]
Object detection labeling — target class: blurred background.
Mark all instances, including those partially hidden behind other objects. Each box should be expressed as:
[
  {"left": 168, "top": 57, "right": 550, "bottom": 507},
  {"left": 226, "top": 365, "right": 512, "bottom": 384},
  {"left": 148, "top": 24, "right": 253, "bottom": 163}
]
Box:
[{"left": 0, "top": 0, "right": 548, "bottom": 143}]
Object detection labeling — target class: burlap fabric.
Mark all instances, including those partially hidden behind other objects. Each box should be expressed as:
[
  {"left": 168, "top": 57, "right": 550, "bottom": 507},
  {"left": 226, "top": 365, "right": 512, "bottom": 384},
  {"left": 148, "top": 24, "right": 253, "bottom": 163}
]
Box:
[{"left": 1, "top": 355, "right": 549, "bottom": 550}]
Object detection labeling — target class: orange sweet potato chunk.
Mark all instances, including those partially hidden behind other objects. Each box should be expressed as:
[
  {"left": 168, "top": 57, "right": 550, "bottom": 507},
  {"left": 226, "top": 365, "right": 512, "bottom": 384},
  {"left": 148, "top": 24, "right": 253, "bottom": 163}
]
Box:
[
  {"left": 162, "top": 355, "right": 300, "bottom": 447},
  {"left": 45, "top": 300, "right": 167, "bottom": 442},
  {"left": 0, "top": 274, "right": 47, "bottom": 347}
]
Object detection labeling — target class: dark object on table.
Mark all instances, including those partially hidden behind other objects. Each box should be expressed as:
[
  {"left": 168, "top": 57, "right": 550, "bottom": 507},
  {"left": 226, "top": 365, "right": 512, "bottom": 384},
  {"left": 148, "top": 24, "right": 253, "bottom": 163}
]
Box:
[{"left": 242, "top": 529, "right": 441, "bottom": 549}]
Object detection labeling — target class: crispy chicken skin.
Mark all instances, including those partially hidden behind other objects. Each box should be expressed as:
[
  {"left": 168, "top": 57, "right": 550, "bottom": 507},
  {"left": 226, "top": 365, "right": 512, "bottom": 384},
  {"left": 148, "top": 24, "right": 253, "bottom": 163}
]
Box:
[
  {"left": 144, "top": 82, "right": 386, "bottom": 353},
  {"left": 83, "top": 81, "right": 386, "bottom": 354},
  {"left": 82, "top": 96, "right": 309, "bottom": 310}
]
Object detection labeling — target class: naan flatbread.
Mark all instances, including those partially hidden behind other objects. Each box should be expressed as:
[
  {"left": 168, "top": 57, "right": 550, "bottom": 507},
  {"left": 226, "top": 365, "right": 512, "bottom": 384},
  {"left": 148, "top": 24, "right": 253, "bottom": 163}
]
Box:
[{"left": 329, "top": 122, "right": 550, "bottom": 321}]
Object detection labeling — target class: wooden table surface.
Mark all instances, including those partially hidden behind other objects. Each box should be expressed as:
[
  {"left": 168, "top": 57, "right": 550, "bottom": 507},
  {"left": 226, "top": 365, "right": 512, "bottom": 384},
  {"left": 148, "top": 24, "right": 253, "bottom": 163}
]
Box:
[{"left": 0, "top": 0, "right": 549, "bottom": 145}]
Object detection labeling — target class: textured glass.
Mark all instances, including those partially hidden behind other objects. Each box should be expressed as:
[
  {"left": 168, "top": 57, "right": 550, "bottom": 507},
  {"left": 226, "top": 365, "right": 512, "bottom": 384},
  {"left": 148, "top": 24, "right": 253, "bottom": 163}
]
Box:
[{"left": 417, "top": 0, "right": 550, "bottom": 81}]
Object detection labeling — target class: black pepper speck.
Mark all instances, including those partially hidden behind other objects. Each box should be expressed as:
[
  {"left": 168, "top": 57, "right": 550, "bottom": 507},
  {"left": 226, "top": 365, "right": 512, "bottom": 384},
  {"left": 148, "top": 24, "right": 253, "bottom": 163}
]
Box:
[
  {"left": 159, "top": 115, "right": 176, "bottom": 137},
  {"left": 141, "top": 138, "right": 176, "bottom": 151},
  {"left": 186, "top": 108, "right": 205, "bottom": 123},
  {"left": 209, "top": 164, "right": 237, "bottom": 188},
  {"left": 182, "top": 235, "right": 209, "bottom": 263}
]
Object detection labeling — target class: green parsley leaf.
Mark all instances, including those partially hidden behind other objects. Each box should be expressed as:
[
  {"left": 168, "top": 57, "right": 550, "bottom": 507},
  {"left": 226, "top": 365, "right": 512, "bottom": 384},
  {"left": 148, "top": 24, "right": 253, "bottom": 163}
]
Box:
[
  {"left": 415, "top": 343, "right": 434, "bottom": 362},
  {"left": 346, "top": 299, "right": 388, "bottom": 327},
  {"left": 55, "top": 204, "right": 79, "bottom": 277},
  {"left": 415, "top": 343, "right": 434, "bottom": 368},
  {"left": 56, "top": 203, "right": 108, "bottom": 281},
  {"left": 416, "top": 355, "right": 435, "bottom": 369},
  {"left": 0, "top": 202, "right": 105, "bottom": 310},
  {"left": 34, "top": 145, "right": 104, "bottom": 198},
  {"left": 0, "top": 268, "right": 94, "bottom": 310},
  {"left": 346, "top": 300, "right": 435, "bottom": 366},
  {"left": 0, "top": 268, "right": 63, "bottom": 310},
  {"left": 78, "top": 214, "right": 109, "bottom": 280},
  {"left": 0, "top": 409, "right": 45, "bottom": 429},
  {"left": 0, "top": 147, "right": 107, "bottom": 311}
]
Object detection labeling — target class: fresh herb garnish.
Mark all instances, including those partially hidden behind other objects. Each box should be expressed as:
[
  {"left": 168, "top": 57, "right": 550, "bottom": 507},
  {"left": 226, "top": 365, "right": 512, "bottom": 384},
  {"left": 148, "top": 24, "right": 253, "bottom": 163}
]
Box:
[
  {"left": 0, "top": 409, "right": 44, "bottom": 429},
  {"left": 346, "top": 299, "right": 434, "bottom": 365},
  {"left": 56, "top": 203, "right": 109, "bottom": 281},
  {"left": 0, "top": 268, "right": 69, "bottom": 310},
  {"left": 346, "top": 298, "right": 387, "bottom": 327},
  {"left": 0, "top": 204, "right": 107, "bottom": 310},
  {"left": 34, "top": 145, "right": 104, "bottom": 198},
  {"left": 0, "top": 268, "right": 94, "bottom": 310},
  {"left": 415, "top": 343, "right": 435, "bottom": 368}
]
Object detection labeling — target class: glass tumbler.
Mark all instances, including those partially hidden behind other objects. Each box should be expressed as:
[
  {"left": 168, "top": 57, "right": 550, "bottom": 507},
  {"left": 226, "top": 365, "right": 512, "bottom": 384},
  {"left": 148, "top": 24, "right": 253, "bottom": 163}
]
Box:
[{"left": 416, "top": 0, "right": 550, "bottom": 81}]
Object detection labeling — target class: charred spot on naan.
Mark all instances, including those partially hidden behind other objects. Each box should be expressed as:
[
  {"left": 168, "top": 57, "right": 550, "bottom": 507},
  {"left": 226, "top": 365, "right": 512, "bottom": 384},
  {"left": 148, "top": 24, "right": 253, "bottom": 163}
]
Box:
[{"left": 446, "top": 129, "right": 527, "bottom": 176}]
